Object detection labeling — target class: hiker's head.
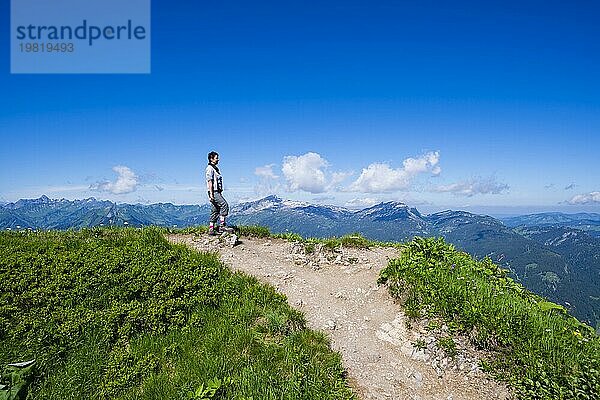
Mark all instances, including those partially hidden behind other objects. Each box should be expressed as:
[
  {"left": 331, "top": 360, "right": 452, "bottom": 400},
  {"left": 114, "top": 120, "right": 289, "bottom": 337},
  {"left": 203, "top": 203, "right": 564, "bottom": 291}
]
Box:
[{"left": 208, "top": 151, "right": 219, "bottom": 164}]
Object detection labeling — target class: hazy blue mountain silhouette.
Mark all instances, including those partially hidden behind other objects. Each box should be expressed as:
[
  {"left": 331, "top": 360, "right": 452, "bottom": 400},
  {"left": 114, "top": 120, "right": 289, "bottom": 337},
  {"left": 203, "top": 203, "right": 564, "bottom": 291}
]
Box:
[{"left": 500, "top": 212, "right": 600, "bottom": 238}]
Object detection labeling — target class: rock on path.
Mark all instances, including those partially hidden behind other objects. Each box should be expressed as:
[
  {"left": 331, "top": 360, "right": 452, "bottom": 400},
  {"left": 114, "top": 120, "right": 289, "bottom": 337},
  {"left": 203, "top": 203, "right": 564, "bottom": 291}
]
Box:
[{"left": 168, "top": 234, "right": 511, "bottom": 400}]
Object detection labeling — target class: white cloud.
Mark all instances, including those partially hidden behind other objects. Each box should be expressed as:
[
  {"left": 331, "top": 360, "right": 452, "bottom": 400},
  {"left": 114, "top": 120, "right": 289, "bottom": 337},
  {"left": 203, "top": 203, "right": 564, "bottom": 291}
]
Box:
[
  {"left": 348, "top": 151, "right": 441, "bottom": 193},
  {"left": 329, "top": 171, "right": 354, "bottom": 190},
  {"left": 434, "top": 176, "right": 509, "bottom": 197},
  {"left": 254, "top": 164, "right": 282, "bottom": 197},
  {"left": 282, "top": 152, "right": 330, "bottom": 193},
  {"left": 567, "top": 191, "right": 600, "bottom": 205},
  {"left": 403, "top": 151, "right": 441, "bottom": 175},
  {"left": 255, "top": 164, "right": 279, "bottom": 180},
  {"left": 90, "top": 166, "right": 138, "bottom": 195},
  {"left": 345, "top": 197, "right": 379, "bottom": 208}
]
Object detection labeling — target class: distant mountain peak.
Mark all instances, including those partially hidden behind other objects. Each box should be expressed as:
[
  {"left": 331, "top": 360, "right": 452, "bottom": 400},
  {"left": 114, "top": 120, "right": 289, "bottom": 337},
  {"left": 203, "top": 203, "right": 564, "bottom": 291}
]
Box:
[
  {"left": 261, "top": 195, "right": 283, "bottom": 202},
  {"left": 501, "top": 212, "right": 600, "bottom": 229},
  {"left": 233, "top": 195, "right": 286, "bottom": 214},
  {"left": 430, "top": 210, "right": 475, "bottom": 218},
  {"left": 355, "top": 200, "right": 424, "bottom": 224},
  {"left": 361, "top": 201, "right": 410, "bottom": 212},
  {"left": 376, "top": 200, "right": 407, "bottom": 206}
]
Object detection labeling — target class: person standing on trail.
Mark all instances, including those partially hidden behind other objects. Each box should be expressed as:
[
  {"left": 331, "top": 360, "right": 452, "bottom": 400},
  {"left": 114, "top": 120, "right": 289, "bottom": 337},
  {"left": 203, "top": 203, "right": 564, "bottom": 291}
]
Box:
[{"left": 206, "top": 151, "right": 234, "bottom": 235}]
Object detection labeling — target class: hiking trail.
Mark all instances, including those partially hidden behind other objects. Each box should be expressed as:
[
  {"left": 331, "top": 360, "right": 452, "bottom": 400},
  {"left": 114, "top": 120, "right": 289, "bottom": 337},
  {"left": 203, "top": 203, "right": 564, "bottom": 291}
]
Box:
[{"left": 168, "top": 234, "right": 511, "bottom": 400}]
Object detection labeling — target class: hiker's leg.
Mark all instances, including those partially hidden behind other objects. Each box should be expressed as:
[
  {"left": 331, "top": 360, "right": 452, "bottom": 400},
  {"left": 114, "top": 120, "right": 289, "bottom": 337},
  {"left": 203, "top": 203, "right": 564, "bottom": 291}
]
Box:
[
  {"left": 209, "top": 199, "right": 219, "bottom": 226},
  {"left": 214, "top": 192, "right": 229, "bottom": 225}
]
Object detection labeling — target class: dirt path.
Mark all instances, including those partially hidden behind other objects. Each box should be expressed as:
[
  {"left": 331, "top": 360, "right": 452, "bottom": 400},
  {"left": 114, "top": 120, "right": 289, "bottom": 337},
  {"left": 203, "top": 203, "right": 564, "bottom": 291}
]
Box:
[{"left": 169, "top": 234, "right": 511, "bottom": 400}]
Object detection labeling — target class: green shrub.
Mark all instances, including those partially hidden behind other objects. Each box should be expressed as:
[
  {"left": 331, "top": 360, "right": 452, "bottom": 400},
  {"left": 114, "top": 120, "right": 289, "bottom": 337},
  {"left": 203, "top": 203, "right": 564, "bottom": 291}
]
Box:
[
  {"left": 304, "top": 243, "right": 316, "bottom": 254},
  {"left": 174, "top": 225, "right": 271, "bottom": 238},
  {"left": 175, "top": 225, "right": 208, "bottom": 235},
  {"left": 235, "top": 225, "right": 271, "bottom": 238},
  {"left": 0, "top": 228, "right": 225, "bottom": 395}
]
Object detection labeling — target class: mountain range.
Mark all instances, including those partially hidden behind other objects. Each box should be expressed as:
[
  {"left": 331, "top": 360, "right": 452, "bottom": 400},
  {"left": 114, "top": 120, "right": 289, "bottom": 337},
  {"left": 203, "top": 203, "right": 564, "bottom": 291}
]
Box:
[
  {"left": 501, "top": 212, "right": 600, "bottom": 238},
  {"left": 2, "top": 195, "right": 599, "bottom": 330}
]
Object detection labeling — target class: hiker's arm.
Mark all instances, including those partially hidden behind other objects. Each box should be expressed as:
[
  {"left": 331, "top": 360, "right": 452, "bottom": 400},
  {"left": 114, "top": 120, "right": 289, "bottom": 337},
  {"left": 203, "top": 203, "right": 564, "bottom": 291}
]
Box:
[
  {"left": 206, "top": 167, "right": 215, "bottom": 200},
  {"left": 207, "top": 179, "right": 214, "bottom": 200}
]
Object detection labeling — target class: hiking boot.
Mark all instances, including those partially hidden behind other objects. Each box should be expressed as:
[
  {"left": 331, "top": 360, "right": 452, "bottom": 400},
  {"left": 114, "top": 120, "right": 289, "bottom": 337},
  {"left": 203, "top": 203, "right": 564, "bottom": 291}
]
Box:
[{"left": 208, "top": 227, "right": 217, "bottom": 236}]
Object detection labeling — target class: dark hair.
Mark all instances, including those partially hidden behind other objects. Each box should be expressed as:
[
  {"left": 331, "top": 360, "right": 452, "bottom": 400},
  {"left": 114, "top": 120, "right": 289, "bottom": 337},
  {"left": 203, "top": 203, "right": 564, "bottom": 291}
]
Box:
[{"left": 208, "top": 151, "right": 219, "bottom": 162}]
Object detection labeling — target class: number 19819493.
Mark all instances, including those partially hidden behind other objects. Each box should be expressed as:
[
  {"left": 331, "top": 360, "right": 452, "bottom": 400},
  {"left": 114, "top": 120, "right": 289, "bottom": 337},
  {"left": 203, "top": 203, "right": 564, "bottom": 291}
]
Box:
[{"left": 19, "top": 43, "right": 74, "bottom": 52}]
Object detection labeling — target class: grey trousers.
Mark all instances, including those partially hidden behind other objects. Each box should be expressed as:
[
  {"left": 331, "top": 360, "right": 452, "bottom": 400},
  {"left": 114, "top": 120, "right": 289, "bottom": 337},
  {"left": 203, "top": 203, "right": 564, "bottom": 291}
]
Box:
[{"left": 209, "top": 191, "right": 229, "bottom": 223}]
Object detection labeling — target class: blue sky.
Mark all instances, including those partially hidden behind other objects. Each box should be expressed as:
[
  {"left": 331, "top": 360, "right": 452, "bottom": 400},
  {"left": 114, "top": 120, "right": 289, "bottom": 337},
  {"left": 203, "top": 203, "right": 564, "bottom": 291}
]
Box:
[{"left": 1, "top": 0, "right": 599, "bottom": 215}]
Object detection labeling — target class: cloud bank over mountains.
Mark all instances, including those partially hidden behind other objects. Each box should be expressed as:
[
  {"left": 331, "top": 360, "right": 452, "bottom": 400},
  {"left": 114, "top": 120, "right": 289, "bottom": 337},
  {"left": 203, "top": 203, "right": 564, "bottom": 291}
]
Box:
[
  {"left": 256, "top": 150, "right": 456, "bottom": 198},
  {"left": 254, "top": 164, "right": 279, "bottom": 180},
  {"left": 257, "top": 151, "right": 444, "bottom": 196},
  {"left": 281, "top": 152, "right": 331, "bottom": 193},
  {"left": 348, "top": 151, "right": 441, "bottom": 193},
  {"left": 90, "top": 166, "right": 138, "bottom": 195},
  {"left": 17, "top": 155, "right": 596, "bottom": 212},
  {"left": 567, "top": 191, "right": 600, "bottom": 205},
  {"left": 434, "top": 176, "right": 510, "bottom": 197}
]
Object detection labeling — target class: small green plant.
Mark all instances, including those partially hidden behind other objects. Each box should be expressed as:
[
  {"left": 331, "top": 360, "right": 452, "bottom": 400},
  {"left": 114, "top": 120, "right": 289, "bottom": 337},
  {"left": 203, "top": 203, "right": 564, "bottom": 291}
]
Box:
[
  {"left": 321, "top": 238, "right": 342, "bottom": 251},
  {"left": 187, "top": 377, "right": 230, "bottom": 399},
  {"left": 304, "top": 243, "right": 316, "bottom": 254},
  {"left": 340, "top": 233, "right": 371, "bottom": 248},
  {"left": 0, "top": 360, "right": 35, "bottom": 400},
  {"left": 447, "top": 321, "right": 462, "bottom": 334},
  {"left": 437, "top": 336, "right": 457, "bottom": 358},
  {"left": 235, "top": 226, "right": 271, "bottom": 238},
  {"left": 176, "top": 225, "right": 209, "bottom": 235},
  {"left": 412, "top": 339, "right": 427, "bottom": 351},
  {"left": 319, "top": 234, "right": 374, "bottom": 252},
  {"left": 425, "top": 320, "right": 440, "bottom": 332}
]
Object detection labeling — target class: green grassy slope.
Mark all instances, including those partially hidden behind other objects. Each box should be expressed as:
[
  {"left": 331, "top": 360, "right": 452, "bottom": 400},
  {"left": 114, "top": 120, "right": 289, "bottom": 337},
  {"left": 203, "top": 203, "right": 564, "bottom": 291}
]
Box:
[
  {"left": 379, "top": 236, "right": 599, "bottom": 400},
  {"left": 0, "top": 228, "right": 354, "bottom": 400}
]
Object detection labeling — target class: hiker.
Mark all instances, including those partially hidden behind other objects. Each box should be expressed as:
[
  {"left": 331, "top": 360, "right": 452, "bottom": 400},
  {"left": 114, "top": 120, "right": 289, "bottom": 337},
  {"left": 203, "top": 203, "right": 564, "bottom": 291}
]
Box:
[{"left": 206, "top": 151, "right": 234, "bottom": 235}]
